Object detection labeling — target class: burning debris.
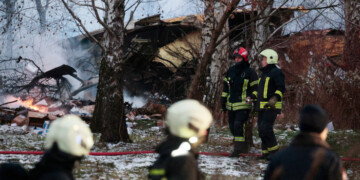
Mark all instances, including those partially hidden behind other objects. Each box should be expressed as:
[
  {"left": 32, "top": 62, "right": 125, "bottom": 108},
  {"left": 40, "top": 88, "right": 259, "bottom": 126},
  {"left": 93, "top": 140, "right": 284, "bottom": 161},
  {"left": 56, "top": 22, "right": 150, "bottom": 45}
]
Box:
[
  {"left": 17, "top": 98, "right": 48, "bottom": 113},
  {"left": 0, "top": 94, "right": 97, "bottom": 135}
]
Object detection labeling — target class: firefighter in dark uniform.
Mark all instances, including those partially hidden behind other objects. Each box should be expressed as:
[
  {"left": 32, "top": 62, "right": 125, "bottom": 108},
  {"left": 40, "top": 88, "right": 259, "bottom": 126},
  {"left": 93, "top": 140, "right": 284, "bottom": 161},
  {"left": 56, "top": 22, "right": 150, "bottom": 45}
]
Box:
[
  {"left": 148, "top": 99, "right": 213, "bottom": 180},
  {"left": 221, "top": 47, "right": 258, "bottom": 157},
  {"left": 253, "top": 49, "right": 285, "bottom": 159},
  {"left": 29, "top": 115, "right": 94, "bottom": 180},
  {"left": 264, "top": 105, "right": 348, "bottom": 180}
]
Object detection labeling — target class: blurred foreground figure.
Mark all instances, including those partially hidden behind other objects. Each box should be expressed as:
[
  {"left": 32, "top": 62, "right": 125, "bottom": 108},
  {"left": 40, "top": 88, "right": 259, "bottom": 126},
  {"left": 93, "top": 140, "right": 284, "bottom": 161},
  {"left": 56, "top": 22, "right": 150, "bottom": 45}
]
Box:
[
  {"left": 148, "top": 99, "right": 213, "bottom": 180},
  {"left": 29, "top": 115, "right": 94, "bottom": 180},
  {"left": 264, "top": 105, "right": 347, "bottom": 180},
  {"left": 0, "top": 162, "right": 29, "bottom": 180}
]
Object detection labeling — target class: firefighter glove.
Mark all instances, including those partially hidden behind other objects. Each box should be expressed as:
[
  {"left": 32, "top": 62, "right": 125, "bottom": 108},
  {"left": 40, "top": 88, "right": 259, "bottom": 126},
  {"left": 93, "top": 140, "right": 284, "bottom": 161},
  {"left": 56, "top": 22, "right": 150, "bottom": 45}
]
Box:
[{"left": 265, "top": 96, "right": 278, "bottom": 109}]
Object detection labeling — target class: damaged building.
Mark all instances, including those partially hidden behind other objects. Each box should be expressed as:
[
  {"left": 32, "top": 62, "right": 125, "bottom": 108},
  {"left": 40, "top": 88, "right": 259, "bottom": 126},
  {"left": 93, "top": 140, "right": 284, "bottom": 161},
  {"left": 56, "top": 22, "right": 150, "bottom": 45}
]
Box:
[{"left": 66, "top": 7, "right": 299, "bottom": 102}]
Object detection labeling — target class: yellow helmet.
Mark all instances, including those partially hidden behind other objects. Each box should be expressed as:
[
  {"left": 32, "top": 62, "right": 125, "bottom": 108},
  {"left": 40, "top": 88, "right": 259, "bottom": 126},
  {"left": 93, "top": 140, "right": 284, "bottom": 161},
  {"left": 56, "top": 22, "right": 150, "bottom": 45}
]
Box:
[
  {"left": 45, "top": 115, "right": 94, "bottom": 157},
  {"left": 166, "top": 99, "right": 213, "bottom": 139},
  {"left": 260, "top": 49, "right": 278, "bottom": 64}
]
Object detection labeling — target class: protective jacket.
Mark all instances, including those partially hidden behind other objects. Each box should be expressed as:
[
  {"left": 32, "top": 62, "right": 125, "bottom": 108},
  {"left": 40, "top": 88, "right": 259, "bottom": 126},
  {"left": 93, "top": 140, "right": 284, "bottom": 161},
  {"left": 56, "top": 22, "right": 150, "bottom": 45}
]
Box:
[
  {"left": 264, "top": 133, "right": 344, "bottom": 180},
  {"left": 29, "top": 145, "right": 81, "bottom": 180},
  {"left": 148, "top": 135, "right": 204, "bottom": 180},
  {"left": 222, "top": 61, "right": 258, "bottom": 111},
  {"left": 255, "top": 64, "right": 285, "bottom": 112}
]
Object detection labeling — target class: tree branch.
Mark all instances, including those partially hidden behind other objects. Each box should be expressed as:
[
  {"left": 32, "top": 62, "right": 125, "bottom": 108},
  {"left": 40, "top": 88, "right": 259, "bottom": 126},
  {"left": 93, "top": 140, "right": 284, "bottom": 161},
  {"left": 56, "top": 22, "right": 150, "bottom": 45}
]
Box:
[
  {"left": 68, "top": 0, "right": 105, "bottom": 11},
  {"left": 61, "top": 0, "right": 105, "bottom": 52},
  {"left": 45, "top": 0, "right": 50, "bottom": 11},
  {"left": 125, "top": 0, "right": 142, "bottom": 29},
  {"left": 91, "top": 0, "right": 115, "bottom": 37},
  {"left": 187, "top": 0, "right": 241, "bottom": 100}
]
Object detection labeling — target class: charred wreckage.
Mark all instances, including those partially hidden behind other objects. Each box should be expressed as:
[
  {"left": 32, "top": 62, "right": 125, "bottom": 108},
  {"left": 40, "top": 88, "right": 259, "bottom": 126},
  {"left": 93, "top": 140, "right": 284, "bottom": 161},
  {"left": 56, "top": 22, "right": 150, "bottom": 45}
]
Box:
[{"left": 0, "top": 8, "right": 299, "bottom": 127}]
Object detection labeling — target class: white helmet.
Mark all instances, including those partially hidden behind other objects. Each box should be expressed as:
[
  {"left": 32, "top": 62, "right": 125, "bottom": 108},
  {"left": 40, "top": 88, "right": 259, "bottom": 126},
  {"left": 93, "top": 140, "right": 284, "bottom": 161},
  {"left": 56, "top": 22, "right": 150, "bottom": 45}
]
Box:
[
  {"left": 45, "top": 115, "right": 94, "bottom": 157},
  {"left": 166, "top": 99, "right": 213, "bottom": 139},
  {"left": 260, "top": 49, "right": 279, "bottom": 64}
]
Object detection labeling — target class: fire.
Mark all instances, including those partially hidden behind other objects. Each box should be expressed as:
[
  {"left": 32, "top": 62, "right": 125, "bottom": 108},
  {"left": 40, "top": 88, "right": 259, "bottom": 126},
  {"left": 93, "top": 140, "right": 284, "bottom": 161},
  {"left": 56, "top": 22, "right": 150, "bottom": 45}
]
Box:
[{"left": 18, "top": 98, "right": 48, "bottom": 113}]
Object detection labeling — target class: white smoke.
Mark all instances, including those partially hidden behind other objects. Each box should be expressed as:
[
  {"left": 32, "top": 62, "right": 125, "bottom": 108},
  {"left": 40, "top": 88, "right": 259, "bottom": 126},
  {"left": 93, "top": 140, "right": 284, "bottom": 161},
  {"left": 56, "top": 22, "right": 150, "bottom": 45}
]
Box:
[
  {"left": 18, "top": 34, "right": 69, "bottom": 71},
  {"left": 123, "top": 89, "right": 147, "bottom": 108}
]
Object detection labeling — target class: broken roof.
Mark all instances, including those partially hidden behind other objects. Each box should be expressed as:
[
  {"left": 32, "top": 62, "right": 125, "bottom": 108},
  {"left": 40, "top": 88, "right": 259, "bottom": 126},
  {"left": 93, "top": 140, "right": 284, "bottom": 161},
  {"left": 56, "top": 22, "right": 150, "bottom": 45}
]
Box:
[{"left": 75, "top": 5, "right": 305, "bottom": 41}]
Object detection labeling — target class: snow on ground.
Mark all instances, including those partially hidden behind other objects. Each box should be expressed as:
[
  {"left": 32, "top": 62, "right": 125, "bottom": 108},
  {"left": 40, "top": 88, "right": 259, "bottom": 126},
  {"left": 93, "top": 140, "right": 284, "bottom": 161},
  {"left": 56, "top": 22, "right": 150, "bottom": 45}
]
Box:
[{"left": 1, "top": 122, "right": 360, "bottom": 179}]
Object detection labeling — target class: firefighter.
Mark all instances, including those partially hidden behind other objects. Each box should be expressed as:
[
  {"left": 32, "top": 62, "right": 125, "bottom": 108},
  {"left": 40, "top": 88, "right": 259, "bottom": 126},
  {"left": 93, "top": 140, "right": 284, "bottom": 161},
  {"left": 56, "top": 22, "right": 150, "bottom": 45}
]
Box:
[
  {"left": 29, "top": 115, "right": 94, "bottom": 180},
  {"left": 221, "top": 47, "right": 258, "bottom": 157},
  {"left": 148, "top": 99, "right": 213, "bottom": 180},
  {"left": 0, "top": 162, "right": 29, "bottom": 180},
  {"left": 254, "top": 49, "right": 285, "bottom": 159},
  {"left": 264, "top": 105, "right": 348, "bottom": 180}
]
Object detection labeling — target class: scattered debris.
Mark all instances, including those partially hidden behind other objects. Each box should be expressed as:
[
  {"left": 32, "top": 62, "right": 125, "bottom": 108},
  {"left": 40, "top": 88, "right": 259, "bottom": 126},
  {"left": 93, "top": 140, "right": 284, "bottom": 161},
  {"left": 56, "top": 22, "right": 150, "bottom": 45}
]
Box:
[{"left": 12, "top": 114, "right": 27, "bottom": 126}]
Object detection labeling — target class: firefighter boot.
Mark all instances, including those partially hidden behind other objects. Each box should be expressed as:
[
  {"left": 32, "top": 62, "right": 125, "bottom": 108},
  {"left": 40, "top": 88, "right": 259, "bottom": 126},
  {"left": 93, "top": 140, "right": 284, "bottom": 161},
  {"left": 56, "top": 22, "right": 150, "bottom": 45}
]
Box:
[
  {"left": 229, "top": 142, "right": 247, "bottom": 157},
  {"left": 240, "top": 142, "right": 249, "bottom": 154}
]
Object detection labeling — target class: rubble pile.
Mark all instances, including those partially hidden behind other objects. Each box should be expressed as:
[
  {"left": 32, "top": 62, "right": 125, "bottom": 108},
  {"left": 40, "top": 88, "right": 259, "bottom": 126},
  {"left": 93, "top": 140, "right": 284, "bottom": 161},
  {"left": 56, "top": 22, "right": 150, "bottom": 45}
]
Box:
[
  {"left": 1, "top": 96, "right": 169, "bottom": 135},
  {"left": 0, "top": 97, "right": 95, "bottom": 134}
]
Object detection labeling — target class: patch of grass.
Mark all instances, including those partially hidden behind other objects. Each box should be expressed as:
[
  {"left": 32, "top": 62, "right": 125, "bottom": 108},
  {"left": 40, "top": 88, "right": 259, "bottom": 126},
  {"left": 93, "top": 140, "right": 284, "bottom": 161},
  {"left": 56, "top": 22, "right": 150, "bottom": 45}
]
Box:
[
  {"left": 274, "top": 129, "right": 299, "bottom": 148},
  {"left": 327, "top": 130, "right": 360, "bottom": 157}
]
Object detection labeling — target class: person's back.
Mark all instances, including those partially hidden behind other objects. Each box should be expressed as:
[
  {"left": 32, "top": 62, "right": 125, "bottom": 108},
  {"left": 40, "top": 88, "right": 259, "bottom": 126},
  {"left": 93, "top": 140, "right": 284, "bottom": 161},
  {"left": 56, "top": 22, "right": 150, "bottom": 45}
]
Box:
[
  {"left": 149, "top": 135, "right": 203, "bottom": 180},
  {"left": 148, "top": 99, "right": 213, "bottom": 180},
  {"left": 264, "top": 105, "right": 346, "bottom": 180},
  {"left": 28, "top": 115, "right": 94, "bottom": 180},
  {"left": 29, "top": 144, "right": 80, "bottom": 180},
  {"left": 265, "top": 133, "right": 342, "bottom": 180},
  {"left": 0, "top": 162, "right": 29, "bottom": 180}
]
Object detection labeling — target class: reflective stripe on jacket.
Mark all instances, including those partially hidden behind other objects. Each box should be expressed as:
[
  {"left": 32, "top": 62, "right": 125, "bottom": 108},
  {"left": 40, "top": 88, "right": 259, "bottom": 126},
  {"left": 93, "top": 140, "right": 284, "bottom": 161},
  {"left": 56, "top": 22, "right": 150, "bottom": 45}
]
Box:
[
  {"left": 222, "top": 62, "right": 258, "bottom": 111},
  {"left": 256, "top": 64, "right": 285, "bottom": 111}
]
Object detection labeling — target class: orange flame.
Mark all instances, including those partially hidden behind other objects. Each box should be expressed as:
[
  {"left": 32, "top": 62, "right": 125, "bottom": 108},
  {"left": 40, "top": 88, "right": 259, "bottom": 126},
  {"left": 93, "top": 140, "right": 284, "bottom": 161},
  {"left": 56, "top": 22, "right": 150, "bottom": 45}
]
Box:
[{"left": 18, "top": 98, "right": 48, "bottom": 113}]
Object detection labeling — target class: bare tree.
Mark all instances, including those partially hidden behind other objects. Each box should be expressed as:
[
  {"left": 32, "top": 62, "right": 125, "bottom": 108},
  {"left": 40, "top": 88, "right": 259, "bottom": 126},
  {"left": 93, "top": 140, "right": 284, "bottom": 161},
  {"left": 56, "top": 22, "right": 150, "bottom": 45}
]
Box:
[
  {"left": 2, "top": 0, "right": 16, "bottom": 59},
  {"left": 202, "top": 1, "right": 230, "bottom": 124},
  {"left": 343, "top": 0, "right": 360, "bottom": 70},
  {"left": 35, "top": 0, "right": 50, "bottom": 33},
  {"left": 92, "top": 0, "right": 130, "bottom": 142},
  {"left": 61, "top": 0, "right": 135, "bottom": 142},
  {"left": 187, "top": 0, "right": 241, "bottom": 101},
  {"left": 249, "top": 0, "right": 274, "bottom": 71}
]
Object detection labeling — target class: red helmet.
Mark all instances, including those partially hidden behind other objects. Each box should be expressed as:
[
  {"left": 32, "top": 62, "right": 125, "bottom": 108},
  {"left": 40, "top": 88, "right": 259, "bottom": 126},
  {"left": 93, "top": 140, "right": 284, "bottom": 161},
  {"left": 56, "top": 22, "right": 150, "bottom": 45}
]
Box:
[{"left": 233, "top": 47, "right": 248, "bottom": 62}]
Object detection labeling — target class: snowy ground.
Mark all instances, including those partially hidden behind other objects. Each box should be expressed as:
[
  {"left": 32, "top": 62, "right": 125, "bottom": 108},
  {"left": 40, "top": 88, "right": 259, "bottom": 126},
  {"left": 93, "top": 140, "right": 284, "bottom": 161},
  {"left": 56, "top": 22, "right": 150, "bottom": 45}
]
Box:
[{"left": 0, "top": 121, "right": 359, "bottom": 179}]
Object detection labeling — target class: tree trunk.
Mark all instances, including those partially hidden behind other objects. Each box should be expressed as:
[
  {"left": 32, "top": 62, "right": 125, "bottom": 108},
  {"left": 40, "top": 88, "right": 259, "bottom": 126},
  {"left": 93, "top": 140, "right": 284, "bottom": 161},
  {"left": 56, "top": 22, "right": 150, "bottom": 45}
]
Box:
[
  {"left": 200, "top": 0, "right": 215, "bottom": 62},
  {"left": 187, "top": 0, "right": 241, "bottom": 101},
  {"left": 4, "top": 0, "right": 15, "bottom": 59},
  {"left": 344, "top": 0, "right": 360, "bottom": 70},
  {"left": 246, "top": 0, "right": 274, "bottom": 146},
  {"left": 35, "top": 0, "right": 49, "bottom": 33},
  {"left": 249, "top": 0, "right": 274, "bottom": 71},
  {"left": 91, "top": 0, "right": 130, "bottom": 143},
  {"left": 200, "top": 0, "right": 215, "bottom": 104},
  {"left": 204, "top": 2, "right": 229, "bottom": 125}
]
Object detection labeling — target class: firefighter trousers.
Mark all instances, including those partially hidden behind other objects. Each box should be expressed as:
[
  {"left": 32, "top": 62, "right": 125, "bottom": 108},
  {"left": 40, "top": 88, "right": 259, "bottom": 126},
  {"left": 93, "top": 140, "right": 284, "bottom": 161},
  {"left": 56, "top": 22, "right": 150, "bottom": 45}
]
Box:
[
  {"left": 228, "top": 110, "right": 249, "bottom": 142},
  {"left": 258, "top": 110, "right": 279, "bottom": 154}
]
